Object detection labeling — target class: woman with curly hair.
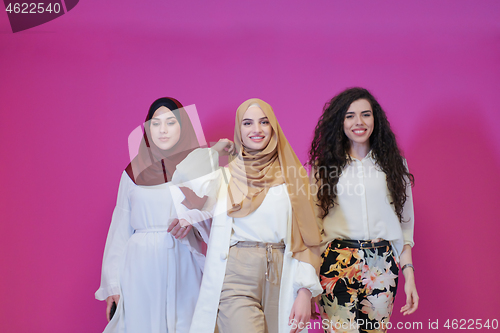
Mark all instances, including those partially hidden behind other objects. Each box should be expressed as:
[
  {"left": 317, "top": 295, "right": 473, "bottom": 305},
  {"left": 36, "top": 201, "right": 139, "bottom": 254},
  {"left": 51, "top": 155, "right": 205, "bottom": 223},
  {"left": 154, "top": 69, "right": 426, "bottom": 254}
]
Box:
[{"left": 308, "top": 87, "right": 418, "bottom": 333}]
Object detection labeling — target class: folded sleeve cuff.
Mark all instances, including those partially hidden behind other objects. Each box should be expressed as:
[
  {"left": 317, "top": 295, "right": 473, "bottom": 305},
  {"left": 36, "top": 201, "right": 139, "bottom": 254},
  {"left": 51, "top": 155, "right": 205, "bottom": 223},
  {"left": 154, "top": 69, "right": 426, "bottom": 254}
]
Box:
[
  {"left": 95, "top": 284, "right": 120, "bottom": 301},
  {"left": 292, "top": 260, "right": 322, "bottom": 297}
]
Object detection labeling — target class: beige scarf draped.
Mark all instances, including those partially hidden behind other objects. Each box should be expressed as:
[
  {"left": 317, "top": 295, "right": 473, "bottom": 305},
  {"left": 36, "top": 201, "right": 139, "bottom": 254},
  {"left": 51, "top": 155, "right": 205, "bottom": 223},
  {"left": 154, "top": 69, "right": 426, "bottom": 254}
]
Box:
[{"left": 227, "top": 98, "right": 321, "bottom": 272}]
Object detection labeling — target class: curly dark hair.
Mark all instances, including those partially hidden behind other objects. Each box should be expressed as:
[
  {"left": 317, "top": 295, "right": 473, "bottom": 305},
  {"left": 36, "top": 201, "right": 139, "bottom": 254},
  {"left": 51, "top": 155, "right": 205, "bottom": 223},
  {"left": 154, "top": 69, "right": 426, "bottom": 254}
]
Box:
[{"left": 308, "top": 87, "right": 414, "bottom": 222}]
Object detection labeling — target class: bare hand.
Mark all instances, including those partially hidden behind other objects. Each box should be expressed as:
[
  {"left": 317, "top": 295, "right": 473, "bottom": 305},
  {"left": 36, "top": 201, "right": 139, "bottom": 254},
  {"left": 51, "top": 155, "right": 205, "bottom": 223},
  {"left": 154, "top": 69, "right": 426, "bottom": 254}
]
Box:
[
  {"left": 401, "top": 278, "right": 418, "bottom": 315},
  {"left": 106, "top": 294, "right": 120, "bottom": 322},
  {"left": 167, "top": 218, "right": 192, "bottom": 239},
  {"left": 289, "top": 288, "right": 312, "bottom": 333},
  {"left": 211, "top": 138, "right": 235, "bottom": 156}
]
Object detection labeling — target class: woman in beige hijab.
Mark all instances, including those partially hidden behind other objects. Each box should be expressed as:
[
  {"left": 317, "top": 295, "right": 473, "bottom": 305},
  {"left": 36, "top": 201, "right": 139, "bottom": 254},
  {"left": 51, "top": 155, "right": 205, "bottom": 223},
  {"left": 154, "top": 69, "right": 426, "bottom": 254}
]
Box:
[{"left": 190, "top": 99, "right": 322, "bottom": 333}]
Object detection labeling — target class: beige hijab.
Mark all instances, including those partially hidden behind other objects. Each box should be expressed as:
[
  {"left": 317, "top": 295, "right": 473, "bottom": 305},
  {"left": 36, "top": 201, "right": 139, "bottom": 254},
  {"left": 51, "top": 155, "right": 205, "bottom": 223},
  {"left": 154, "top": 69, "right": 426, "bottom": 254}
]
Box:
[{"left": 227, "top": 98, "right": 321, "bottom": 272}]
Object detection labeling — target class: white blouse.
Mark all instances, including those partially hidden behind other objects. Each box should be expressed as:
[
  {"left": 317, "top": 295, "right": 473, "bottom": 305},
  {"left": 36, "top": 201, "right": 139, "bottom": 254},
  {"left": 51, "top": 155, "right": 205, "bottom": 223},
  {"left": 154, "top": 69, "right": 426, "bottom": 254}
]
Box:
[
  {"left": 230, "top": 183, "right": 322, "bottom": 296},
  {"left": 317, "top": 152, "right": 415, "bottom": 260},
  {"left": 231, "top": 184, "right": 289, "bottom": 244}
]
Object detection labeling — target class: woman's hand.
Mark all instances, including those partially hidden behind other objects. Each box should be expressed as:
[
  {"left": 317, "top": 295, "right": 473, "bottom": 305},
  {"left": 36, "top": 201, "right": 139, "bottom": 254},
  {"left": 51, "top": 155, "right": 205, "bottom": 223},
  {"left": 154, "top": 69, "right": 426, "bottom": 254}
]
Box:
[
  {"left": 401, "top": 274, "right": 418, "bottom": 315},
  {"left": 106, "top": 295, "right": 120, "bottom": 322},
  {"left": 211, "top": 138, "right": 235, "bottom": 156},
  {"left": 399, "top": 244, "right": 418, "bottom": 315},
  {"left": 289, "top": 288, "right": 312, "bottom": 333},
  {"left": 167, "top": 218, "right": 192, "bottom": 239}
]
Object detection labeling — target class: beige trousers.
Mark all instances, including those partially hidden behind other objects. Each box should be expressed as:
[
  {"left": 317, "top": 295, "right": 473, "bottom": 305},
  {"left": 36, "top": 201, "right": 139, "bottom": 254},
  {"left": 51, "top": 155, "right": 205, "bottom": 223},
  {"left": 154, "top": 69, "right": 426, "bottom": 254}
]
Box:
[{"left": 217, "top": 242, "right": 285, "bottom": 333}]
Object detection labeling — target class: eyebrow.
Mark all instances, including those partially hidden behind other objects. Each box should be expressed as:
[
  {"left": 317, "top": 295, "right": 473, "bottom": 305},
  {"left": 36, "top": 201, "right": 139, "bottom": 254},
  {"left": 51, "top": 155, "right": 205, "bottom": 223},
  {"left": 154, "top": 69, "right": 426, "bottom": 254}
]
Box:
[
  {"left": 151, "top": 116, "right": 177, "bottom": 120},
  {"left": 242, "top": 117, "right": 269, "bottom": 121},
  {"left": 346, "top": 110, "right": 372, "bottom": 114}
]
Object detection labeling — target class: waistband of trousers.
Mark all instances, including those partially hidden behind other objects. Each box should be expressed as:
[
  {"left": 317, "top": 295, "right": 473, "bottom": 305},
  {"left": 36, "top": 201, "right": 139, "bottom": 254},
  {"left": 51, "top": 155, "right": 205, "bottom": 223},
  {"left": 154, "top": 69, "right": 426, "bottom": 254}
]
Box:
[
  {"left": 332, "top": 238, "right": 391, "bottom": 249},
  {"left": 232, "top": 241, "right": 285, "bottom": 250}
]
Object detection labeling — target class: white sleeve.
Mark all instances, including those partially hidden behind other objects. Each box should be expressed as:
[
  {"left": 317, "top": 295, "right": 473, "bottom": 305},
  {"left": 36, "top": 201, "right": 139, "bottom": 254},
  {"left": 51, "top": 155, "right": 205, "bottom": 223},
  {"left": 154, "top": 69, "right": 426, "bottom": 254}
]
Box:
[
  {"left": 401, "top": 159, "right": 415, "bottom": 247},
  {"left": 95, "top": 172, "right": 134, "bottom": 301},
  {"left": 292, "top": 260, "right": 322, "bottom": 297},
  {"left": 175, "top": 168, "right": 222, "bottom": 242},
  {"left": 171, "top": 148, "right": 221, "bottom": 242}
]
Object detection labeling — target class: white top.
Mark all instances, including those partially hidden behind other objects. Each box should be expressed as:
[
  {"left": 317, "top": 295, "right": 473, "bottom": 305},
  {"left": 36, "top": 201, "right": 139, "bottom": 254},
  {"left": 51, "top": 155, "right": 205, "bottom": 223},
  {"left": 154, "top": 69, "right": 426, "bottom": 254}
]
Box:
[
  {"left": 316, "top": 152, "right": 415, "bottom": 260},
  {"left": 231, "top": 184, "right": 289, "bottom": 244},
  {"left": 230, "top": 183, "right": 321, "bottom": 297}
]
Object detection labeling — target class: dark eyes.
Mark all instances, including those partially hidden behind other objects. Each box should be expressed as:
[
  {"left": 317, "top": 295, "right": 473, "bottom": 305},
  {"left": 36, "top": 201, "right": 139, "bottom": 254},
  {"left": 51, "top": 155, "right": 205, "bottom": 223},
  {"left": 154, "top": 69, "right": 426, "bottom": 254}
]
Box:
[{"left": 345, "top": 113, "right": 371, "bottom": 119}]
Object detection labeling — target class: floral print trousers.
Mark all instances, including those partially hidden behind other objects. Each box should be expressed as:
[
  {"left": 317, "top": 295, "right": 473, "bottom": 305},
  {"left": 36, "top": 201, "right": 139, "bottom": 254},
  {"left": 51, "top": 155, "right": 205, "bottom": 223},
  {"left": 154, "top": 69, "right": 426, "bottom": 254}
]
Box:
[{"left": 318, "top": 241, "right": 399, "bottom": 333}]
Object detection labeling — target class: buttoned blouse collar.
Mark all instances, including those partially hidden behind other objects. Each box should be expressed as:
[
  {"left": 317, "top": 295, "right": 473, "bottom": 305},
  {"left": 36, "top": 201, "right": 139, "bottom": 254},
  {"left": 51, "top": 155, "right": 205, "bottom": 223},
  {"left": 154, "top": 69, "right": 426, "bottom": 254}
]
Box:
[{"left": 346, "top": 150, "right": 375, "bottom": 164}]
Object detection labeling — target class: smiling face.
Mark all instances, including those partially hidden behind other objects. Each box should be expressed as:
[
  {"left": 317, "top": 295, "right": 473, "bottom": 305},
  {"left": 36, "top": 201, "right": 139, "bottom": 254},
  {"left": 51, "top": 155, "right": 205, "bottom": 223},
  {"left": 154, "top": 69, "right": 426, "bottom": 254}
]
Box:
[
  {"left": 343, "top": 98, "right": 374, "bottom": 150},
  {"left": 240, "top": 105, "right": 273, "bottom": 150},
  {"left": 149, "top": 106, "right": 181, "bottom": 150}
]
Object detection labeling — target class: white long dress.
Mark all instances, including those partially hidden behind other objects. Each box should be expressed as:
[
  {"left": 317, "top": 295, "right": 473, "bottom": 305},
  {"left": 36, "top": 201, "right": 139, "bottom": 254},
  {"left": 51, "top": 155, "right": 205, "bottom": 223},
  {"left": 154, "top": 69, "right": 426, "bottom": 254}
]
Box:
[{"left": 95, "top": 149, "right": 219, "bottom": 333}]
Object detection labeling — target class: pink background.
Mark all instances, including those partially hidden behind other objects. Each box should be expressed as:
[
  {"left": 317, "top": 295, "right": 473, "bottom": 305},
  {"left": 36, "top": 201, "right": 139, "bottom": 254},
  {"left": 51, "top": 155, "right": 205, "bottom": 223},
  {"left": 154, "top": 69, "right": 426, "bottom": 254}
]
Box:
[{"left": 1, "top": 1, "right": 499, "bottom": 332}]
